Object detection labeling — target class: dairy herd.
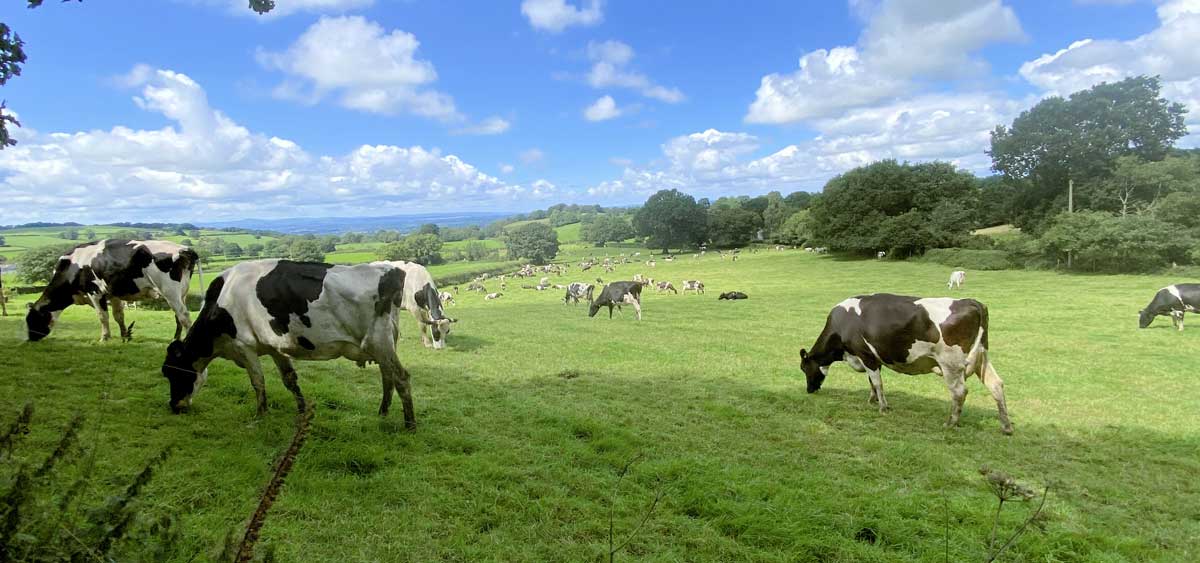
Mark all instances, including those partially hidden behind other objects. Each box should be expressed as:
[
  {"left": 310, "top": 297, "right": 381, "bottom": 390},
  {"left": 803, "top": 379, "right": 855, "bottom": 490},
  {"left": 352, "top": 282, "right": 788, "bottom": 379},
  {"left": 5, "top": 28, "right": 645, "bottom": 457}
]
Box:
[{"left": 21, "top": 239, "right": 1199, "bottom": 435}]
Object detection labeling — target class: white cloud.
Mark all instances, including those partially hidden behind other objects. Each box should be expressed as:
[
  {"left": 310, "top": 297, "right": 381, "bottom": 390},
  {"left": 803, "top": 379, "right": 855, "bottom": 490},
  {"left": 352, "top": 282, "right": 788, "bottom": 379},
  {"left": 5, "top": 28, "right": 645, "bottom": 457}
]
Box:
[
  {"left": 519, "top": 148, "right": 545, "bottom": 164},
  {"left": 257, "top": 16, "right": 460, "bottom": 120},
  {"left": 453, "top": 117, "right": 512, "bottom": 135},
  {"left": 583, "top": 95, "right": 622, "bottom": 121},
  {"left": 1019, "top": 0, "right": 1200, "bottom": 132},
  {"left": 520, "top": 0, "right": 603, "bottom": 32},
  {"left": 0, "top": 67, "right": 530, "bottom": 223},
  {"left": 586, "top": 40, "right": 685, "bottom": 103},
  {"left": 609, "top": 157, "right": 632, "bottom": 167},
  {"left": 499, "top": 163, "right": 515, "bottom": 174},
  {"left": 746, "top": 0, "right": 1023, "bottom": 124}
]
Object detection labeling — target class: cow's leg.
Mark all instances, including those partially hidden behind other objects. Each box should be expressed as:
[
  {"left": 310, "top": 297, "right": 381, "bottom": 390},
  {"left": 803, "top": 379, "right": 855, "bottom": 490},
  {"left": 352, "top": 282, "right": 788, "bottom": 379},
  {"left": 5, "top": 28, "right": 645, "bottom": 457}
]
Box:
[
  {"left": 376, "top": 354, "right": 415, "bottom": 430},
  {"left": 1173, "top": 311, "right": 1185, "bottom": 331},
  {"left": 418, "top": 312, "right": 434, "bottom": 347},
  {"left": 271, "top": 355, "right": 306, "bottom": 414},
  {"left": 240, "top": 353, "right": 269, "bottom": 416},
  {"left": 866, "top": 368, "right": 887, "bottom": 412},
  {"left": 111, "top": 298, "right": 130, "bottom": 342},
  {"left": 941, "top": 366, "right": 968, "bottom": 428},
  {"left": 979, "top": 361, "right": 1013, "bottom": 435},
  {"left": 88, "top": 295, "right": 111, "bottom": 341}
]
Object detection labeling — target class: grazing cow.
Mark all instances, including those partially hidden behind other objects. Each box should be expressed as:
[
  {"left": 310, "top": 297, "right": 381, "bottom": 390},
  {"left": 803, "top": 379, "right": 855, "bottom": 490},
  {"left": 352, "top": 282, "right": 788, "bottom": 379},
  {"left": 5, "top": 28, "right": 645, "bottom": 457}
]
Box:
[
  {"left": 1139, "top": 284, "right": 1200, "bottom": 331},
  {"left": 564, "top": 282, "right": 595, "bottom": 305},
  {"left": 647, "top": 260, "right": 657, "bottom": 268},
  {"left": 485, "top": 292, "right": 503, "bottom": 300},
  {"left": 589, "top": 281, "right": 643, "bottom": 320},
  {"left": 718, "top": 291, "right": 748, "bottom": 300},
  {"left": 374, "top": 261, "right": 457, "bottom": 350},
  {"left": 468, "top": 281, "right": 487, "bottom": 292},
  {"left": 160, "top": 260, "right": 417, "bottom": 428},
  {"left": 877, "top": 251, "right": 887, "bottom": 260},
  {"left": 948, "top": 270, "right": 966, "bottom": 290},
  {"left": 655, "top": 281, "right": 678, "bottom": 294},
  {"left": 682, "top": 280, "right": 705, "bottom": 294},
  {"left": 27, "top": 239, "right": 198, "bottom": 342},
  {"left": 799, "top": 293, "right": 1012, "bottom": 434},
  {"left": 439, "top": 291, "right": 456, "bottom": 306}
]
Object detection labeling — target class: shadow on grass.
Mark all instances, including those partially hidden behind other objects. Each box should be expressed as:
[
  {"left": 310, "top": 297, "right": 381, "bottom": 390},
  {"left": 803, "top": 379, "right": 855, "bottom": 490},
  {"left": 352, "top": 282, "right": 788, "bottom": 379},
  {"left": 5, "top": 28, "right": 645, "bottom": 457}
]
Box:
[{"left": 445, "top": 333, "right": 492, "bottom": 353}]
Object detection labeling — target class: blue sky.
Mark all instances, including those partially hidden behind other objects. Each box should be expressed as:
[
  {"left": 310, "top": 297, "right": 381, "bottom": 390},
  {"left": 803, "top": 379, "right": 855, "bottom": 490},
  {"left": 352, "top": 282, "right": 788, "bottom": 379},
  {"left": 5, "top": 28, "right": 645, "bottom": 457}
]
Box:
[{"left": 0, "top": 0, "right": 1195, "bottom": 223}]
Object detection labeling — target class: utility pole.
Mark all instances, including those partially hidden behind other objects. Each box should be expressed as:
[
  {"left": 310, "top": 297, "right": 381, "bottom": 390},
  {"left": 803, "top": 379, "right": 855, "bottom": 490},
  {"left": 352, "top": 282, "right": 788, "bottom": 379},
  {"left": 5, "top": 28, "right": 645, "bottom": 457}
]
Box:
[{"left": 1067, "top": 178, "right": 1074, "bottom": 269}]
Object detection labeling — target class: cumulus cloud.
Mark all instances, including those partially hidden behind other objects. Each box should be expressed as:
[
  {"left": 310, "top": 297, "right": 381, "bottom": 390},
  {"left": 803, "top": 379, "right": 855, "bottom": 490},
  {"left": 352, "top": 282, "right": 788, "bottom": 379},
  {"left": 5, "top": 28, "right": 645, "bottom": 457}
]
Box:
[
  {"left": 453, "top": 117, "right": 512, "bottom": 135},
  {"left": 1019, "top": 0, "right": 1200, "bottom": 132},
  {"left": 746, "top": 0, "right": 1023, "bottom": 124},
  {"left": 499, "top": 163, "right": 515, "bottom": 174},
  {"left": 521, "top": 0, "right": 604, "bottom": 32},
  {"left": 257, "top": 16, "right": 460, "bottom": 120},
  {"left": 583, "top": 95, "right": 622, "bottom": 121},
  {"left": 586, "top": 40, "right": 684, "bottom": 103},
  {"left": 0, "top": 67, "right": 534, "bottom": 223}
]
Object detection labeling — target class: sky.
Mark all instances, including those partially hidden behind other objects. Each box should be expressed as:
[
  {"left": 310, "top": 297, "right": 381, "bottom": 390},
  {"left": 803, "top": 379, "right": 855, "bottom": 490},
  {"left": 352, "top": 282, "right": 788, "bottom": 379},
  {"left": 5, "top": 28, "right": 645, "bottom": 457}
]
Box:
[{"left": 1, "top": 0, "right": 1197, "bottom": 224}]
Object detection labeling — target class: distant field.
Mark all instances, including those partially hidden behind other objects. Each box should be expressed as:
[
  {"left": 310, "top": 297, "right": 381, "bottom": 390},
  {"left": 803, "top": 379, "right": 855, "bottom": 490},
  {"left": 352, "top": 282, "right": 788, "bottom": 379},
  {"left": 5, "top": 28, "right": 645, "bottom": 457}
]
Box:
[
  {"left": 3, "top": 250, "right": 1197, "bottom": 561},
  {"left": 973, "top": 224, "right": 1020, "bottom": 236}
]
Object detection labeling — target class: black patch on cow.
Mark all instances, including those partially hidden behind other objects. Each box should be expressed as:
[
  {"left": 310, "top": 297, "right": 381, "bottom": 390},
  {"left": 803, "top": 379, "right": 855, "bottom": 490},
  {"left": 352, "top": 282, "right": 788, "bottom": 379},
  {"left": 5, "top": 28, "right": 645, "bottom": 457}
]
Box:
[
  {"left": 90, "top": 240, "right": 155, "bottom": 298},
  {"left": 941, "top": 299, "right": 984, "bottom": 349},
  {"left": 298, "top": 336, "right": 316, "bottom": 350},
  {"left": 163, "top": 275, "right": 237, "bottom": 411},
  {"left": 256, "top": 260, "right": 332, "bottom": 335},
  {"left": 375, "top": 267, "right": 406, "bottom": 317}
]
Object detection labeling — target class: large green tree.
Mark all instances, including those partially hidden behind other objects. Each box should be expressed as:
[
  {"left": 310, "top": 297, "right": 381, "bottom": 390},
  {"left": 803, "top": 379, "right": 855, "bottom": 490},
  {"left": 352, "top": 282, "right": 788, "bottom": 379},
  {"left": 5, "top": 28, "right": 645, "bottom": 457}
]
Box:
[
  {"left": 15, "top": 243, "right": 75, "bottom": 284},
  {"left": 379, "top": 233, "right": 443, "bottom": 265},
  {"left": 989, "top": 76, "right": 1188, "bottom": 229},
  {"left": 504, "top": 222, "right": 559, "bottom": 264},
  {"left": 287, "top": 239, "right": 327, "bottom": 263},
  {"left": 633, "top": 189, "right": 707, "bottom": 253},
  {"left": 707, "top": 206, "right": 762, "bottom": 248},
  {"left": 580, "top": 214, "right": 634, "bottom": 247}
]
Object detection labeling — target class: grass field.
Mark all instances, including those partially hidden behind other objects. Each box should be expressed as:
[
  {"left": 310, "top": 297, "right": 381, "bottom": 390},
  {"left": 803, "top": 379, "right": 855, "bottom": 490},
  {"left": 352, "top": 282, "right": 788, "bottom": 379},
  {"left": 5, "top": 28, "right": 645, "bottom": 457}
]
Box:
[{"left": 2, "top": 249, "right": 1198, "bottom": 561}]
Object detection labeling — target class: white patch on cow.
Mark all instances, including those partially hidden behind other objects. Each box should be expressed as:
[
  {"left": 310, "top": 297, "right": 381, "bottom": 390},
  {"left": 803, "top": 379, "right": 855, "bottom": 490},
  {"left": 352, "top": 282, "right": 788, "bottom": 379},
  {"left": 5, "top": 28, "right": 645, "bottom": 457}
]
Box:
[
  {"left": 837, "top": 297, "right": 862, "bottom": 315},
  {"left": 68, "top": 241, "right": 107, "bottom": 266},
  {"left": 843, "top": 353, "right": 867, "bottom": 373},
  {"left": 862, "top": 337, "right": 882, "bottom": 362},
  {"left": 1165, "top": 284, "right": 1185, "bottom": 306},
  {"left": 139, "top": 239, "right": 184, "bottom": 259},
  {"left": 916, "top": 298, "right": 954, "bottom": 327}
]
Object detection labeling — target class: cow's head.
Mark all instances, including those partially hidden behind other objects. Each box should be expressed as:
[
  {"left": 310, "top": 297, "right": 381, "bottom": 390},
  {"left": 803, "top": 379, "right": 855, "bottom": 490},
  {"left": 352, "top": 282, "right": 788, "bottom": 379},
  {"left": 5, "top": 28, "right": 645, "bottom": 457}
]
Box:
[
  {"left": 799, "top": 349, "right": 827, "bottom": 393},
  {"left": 421, "top": 317, "right": 457, "bottom": 349},
  {"left": 1138, "top": 308, "right": 1155, "bottom": 329},
  {"left": 161, "top": 340, "right": 208, "bottom": 413},
  {"left": 25, "top": 304, "right": 57, "bottom": 342},
  {"left": 588, "top": 301, "right": 603, "bottom": 317}
]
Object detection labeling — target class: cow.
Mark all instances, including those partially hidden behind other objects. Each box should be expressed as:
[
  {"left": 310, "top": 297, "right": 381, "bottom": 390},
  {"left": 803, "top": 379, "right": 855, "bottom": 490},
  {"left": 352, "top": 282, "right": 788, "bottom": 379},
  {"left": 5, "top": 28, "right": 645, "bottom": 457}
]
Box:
[
  {"left": 1139, "top": 284, "right": 1200, "bottom": 331},
  {"left": 564, "top": 282, "right": 595, "bottom": 305},
  {"left": 682, "top": 280, "right": 705, "bottom": 295},
  {"left": 589, "top": 281, "right": 643, "bottom": 321},
  {"left": 439, "top": 291, "right": 455, "bottom": 306},
  {"left": 27, "top": 239, "right": 198, "bottom": 342},
  {"left": 160, "top": 260, "right": 417, "bottom": 428},
  {"left": 374, "top": 261, "right": 457, "bottom": 350},
  {"left": 655, "top": 281, "right": 678, "bottom": 294},
  {"left": 799, "top": 293, "right": 1012, "bottom": 434},
  {"left": 877, "top": 251, "right": 887, "bottom": 260},
  {"left": 948, "top": 270, "right": 966, "bottom": 290},
  {"left": 718, "top": 291, "right": 748, "bottom": 300},
  {"left": 467, "top": 281, "right": 487, "bottom": 292},
  {"left": 485, "top": 292, "right": 503, "bottom": 300}
]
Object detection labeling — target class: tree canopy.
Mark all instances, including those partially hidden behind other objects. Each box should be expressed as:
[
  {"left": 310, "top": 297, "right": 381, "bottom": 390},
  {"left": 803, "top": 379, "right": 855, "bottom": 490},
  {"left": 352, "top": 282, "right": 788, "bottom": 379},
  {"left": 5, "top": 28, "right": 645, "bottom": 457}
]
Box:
[
  {"left": 633, "top": 189, "right": 707, "bottom": 252},
  {"left": 379, "top": 233, "right": 443, "bottom": 265},
  {"left": 580, "top": 214, "right": 635, "bottom": 247},
  {"left": 504, "top": 222, "right": 559, "bottom": 264}
]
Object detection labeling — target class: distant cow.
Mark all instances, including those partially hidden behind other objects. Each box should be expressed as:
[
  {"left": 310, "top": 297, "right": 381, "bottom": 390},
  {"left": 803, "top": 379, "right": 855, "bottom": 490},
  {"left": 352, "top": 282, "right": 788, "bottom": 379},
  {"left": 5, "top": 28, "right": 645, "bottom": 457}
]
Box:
[
  {"left": 718, "top": 291, "right": 748, "bottom": 300},
  {"left": 589, "top": 281, "right": 643, "bottom": 320},
  {"left": 161, "top": 260, "right": 416, "bottom": 428},
  {"left": 375, "top": 261, "right": 457, "bottom": 349},
  {"left": 948, "top": 270, "right": 966, "bottom": 290},
  {"left": 877, "top": 251, "right": 887, "bottom": 260},
  {"left": 799, "top": 293, "right": 1012, "bottom": 434},
  {"left": 1139, "top": 284, "right": 1200, "bottom": 331},
  {"left": 564, "top": 282, "right": 595, "bottom": 305},
  {"left": 655, "top": 281, "right": 678, "bottom": 294},
  {"left": 682, "top": 280, "right": 705, "bottom": 294},
  {"left": 439, "top": 291, "right": 455, "bottom": 306},
  {"left": 27, "top": 239, "right": 198, "bottom": 342},
  {"left": 485, "top": 292, "right": 503, "bottom": 300}
]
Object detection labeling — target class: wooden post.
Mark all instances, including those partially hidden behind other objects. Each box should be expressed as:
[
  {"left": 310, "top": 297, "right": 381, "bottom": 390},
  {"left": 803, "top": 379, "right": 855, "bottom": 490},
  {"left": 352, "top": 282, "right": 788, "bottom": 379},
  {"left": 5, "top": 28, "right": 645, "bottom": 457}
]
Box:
[
  {"left": 1067, "top": 178, "right": 1074, "bottom": 269},
  {"left": 0, "top": 269, "right": 6, "bottom": 317}
]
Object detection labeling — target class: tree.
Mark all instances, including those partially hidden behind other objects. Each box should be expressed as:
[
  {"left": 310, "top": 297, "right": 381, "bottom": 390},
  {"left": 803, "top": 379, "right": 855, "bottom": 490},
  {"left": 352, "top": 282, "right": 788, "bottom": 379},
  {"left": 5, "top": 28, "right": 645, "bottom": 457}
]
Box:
[
  {"left": 1037, "top": 211, "right": 1191, "bottom": 273},
  {"left": 59, "top": 229, "right": 79, "bottom": 240},
  {"left": 581, "top": 214, "right": 635, "bottom": 246},
  {"left": 989, "top": 76, "right": 1188, "bottom": 229},
  {"left": 180, "top": 238, "right": 193, "bottom": 247},
  {"left": 287, "top": 239, "right": 327, "bottom": 262},
  {"left": 84, "top": 229, "right": 96, "bottom": 240},
  {"left": 224, "top": 242, "right": 243, "bottom": 258},
  {"left": 15, "top": 244, "right": 74, "bottom": 284},
  {"left": 0, "top": 234, "right": 5, "bottom": 246},
  {"left": 784, "top": 191, "right": 814, "bottom": 209},
  {"left": 340, "top": 232, "right": 364, "bottom": 244},
  {"left": 504, "top": 222, "right": 559, "bottom": 264},
  {"left": 379, "top": 233, "right": 443, "bottom": 265},
  {"left": 417, "top": 223, "right": 440, "bottom": 236},
  {"left": 319, "top": 235, "right": 339, "bottom": 253},
  {"left": 776, "top": 210, "right": 811, "bottom": 245},
  {"left": 246, "top": 242, "right": 264, "bottom": 257},
  {"left": 1153, "top": 191, "right": 1200, "bottom": 230},
  {"left": 762, "top": 191, "right": 796, "bottom": 237},
  {"left": 633, "top": 189, "right": 708, "bottom": 253},
  {"left": 464, "top": 241, "right": 492, "bottom": 261},
  {"left": 707, "top": 206, "right": 762, "bottom": 248}
]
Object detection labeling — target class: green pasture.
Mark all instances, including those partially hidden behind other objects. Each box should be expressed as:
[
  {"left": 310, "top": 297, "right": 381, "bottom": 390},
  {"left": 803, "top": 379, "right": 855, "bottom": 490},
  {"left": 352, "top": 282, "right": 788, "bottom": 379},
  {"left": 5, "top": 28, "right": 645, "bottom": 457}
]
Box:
[{"left": 2, "top": 249, "right": 1198, "bottom": 561}]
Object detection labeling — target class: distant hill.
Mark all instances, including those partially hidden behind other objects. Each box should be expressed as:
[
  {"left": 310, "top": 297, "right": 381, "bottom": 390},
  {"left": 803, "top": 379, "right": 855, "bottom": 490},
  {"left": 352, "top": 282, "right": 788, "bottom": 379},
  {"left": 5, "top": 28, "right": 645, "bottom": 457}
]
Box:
[{"left": 204, "top": 211, "right": 513, "bottom": 235}]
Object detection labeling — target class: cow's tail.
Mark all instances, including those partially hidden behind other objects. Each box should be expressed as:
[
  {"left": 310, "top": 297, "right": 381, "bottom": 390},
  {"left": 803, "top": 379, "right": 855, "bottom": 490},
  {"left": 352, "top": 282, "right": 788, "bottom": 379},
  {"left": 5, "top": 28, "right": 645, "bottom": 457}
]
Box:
[{"left": 965, "top": 301, "right": 989, "bottom": 377}]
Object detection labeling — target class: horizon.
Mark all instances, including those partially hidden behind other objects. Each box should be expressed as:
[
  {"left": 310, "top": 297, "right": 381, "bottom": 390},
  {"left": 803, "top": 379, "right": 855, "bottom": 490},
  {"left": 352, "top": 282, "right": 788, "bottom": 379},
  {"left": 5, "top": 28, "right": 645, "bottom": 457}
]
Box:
[{"left": 1, "top": 1, "right": 1198, "bottom": 224}]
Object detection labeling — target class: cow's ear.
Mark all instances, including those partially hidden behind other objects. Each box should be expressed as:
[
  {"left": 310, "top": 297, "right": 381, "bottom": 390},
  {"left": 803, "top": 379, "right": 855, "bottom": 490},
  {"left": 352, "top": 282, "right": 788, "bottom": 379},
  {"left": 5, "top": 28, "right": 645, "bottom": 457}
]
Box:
[
  {"left": 799, "top": 348, "right": 808, "bottom": 359},
  {"left": 26, "top": 302, "right": 34, "bottom": 310}
]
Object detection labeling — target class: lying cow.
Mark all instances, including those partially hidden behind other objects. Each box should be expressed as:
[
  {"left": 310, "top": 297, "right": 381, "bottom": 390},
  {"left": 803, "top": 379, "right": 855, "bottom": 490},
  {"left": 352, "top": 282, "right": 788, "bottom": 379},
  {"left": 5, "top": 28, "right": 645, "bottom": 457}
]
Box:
[
  {"left": 682, "top": 280, "right": 705, "bottom": 294},
  {"left": 655, "top": 281, "right": 678, "bottom": 294},
  {"left": 485, "top": 292, "right": 503, "bottom": 300},
  {"left": 27, "top": 239, "right": 198, "bottom": 342},
  {"left": 799, "top": 293, "right": 1012, "bottom": 434},
  {"left": 564, "top": 282, "right": 595, "bottom": 305},
  {"left": 1139, "top": 284, "right": 1200, "bottom": 331},
  {"left": 374, "top": 261, "right": 457, "bottom": 349},
  {"left": 161, "top": 259, "right": 416, "bottom": 428},
  {"left": 589, "top": 281, "right": 643, "bottom": 320},
  {"left": 718, "top": 291, "right": 748, "bottom": 300},
  {"left": 948, "top": 270, "right": 966, "bottom": 290}
]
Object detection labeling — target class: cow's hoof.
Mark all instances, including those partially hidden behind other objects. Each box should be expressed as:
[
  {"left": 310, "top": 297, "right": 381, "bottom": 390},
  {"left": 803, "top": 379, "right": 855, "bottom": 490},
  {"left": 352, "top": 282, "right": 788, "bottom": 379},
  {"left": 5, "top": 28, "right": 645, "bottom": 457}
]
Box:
[{"left": 1001, "top": 426, "right": 1014, "bottom": 436}]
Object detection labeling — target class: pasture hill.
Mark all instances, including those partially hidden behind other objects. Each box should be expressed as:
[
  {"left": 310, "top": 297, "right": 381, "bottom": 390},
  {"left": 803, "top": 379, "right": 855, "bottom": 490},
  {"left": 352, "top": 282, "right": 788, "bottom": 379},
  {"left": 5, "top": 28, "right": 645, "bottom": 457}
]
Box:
[{"left": 2, "top": 239, "right": 1198, "bottom": 561}]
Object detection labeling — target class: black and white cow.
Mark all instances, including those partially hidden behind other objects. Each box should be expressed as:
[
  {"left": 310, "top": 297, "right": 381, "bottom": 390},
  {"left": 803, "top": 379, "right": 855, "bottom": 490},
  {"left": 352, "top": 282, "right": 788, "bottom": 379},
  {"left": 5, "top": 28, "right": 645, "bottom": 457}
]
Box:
[
  {"left": 682, "top": 280, "right": 705, "bottom": 294},
  {"left": 799, "top": 293, "right": 1012, "bottom": 434},
  {"left": 718, "top": 291, "right": 748, "bottom": 300},
  {"left": 375, "top": 261, "right": 457, "bottom": 349},
  {"left": 1139, "top": 284, "right": 1200, "bottom": 331},
  {"left": 161, "top": 259, "right": 417, "bottom": 428},
  {"left": 564, "top": 282, "right": 595, "bottom": 305},
  {"left": 27, "top": 239, "right": 198, "bottom": 342},
  {"left": 589, "top": 281, "right": 643, "bottom": 320}
]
